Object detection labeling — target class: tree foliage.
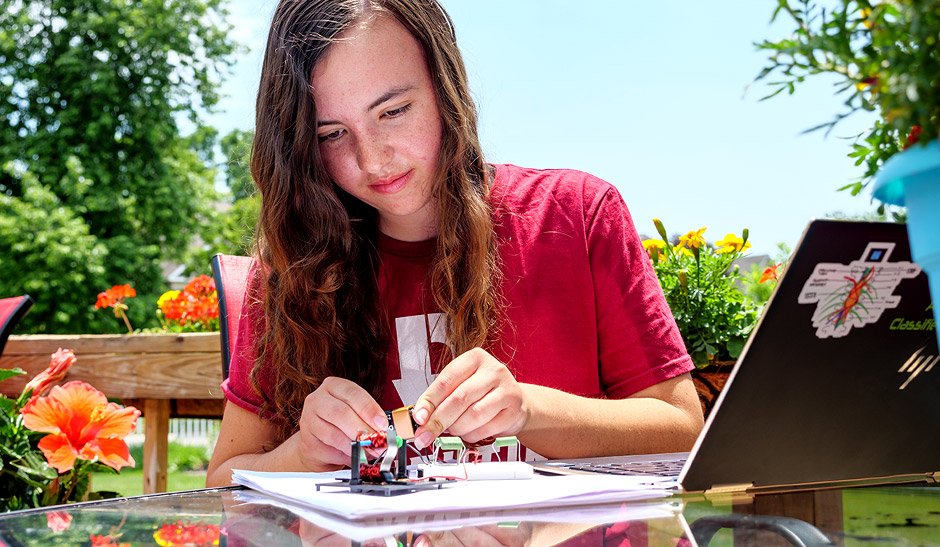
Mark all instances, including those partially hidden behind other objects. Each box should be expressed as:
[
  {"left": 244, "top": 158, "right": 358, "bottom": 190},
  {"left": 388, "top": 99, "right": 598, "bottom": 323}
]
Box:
[
  {"left": 183, "top": 128, "right": 258, "bottom": 276},
  {"left": 0, "top": 0, "right": 238, "bottom": 333}
]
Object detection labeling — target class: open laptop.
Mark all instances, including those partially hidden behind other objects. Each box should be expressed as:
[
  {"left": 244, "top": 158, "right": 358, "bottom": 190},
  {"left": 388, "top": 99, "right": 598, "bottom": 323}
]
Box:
[{"left": 534, "top": 219, "right": 940, "bottom": 496}]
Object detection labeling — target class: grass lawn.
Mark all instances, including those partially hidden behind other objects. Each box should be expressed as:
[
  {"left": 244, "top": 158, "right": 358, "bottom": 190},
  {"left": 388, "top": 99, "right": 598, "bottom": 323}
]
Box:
[
  {"left": 90, "top": 442, "right": 212, "bottom": 497},
  {"left": 92, "top": 470, "right": 208, "bottom": 497}
]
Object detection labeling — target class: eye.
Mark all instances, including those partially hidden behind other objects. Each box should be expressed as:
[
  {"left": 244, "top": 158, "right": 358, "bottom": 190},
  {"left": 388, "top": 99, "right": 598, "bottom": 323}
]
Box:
[
  {"left": 317, "top": 128, "right": 344, "bottom": 143},
  {"left": 383, "top": 103, "right": 412, "bottom": 118}
]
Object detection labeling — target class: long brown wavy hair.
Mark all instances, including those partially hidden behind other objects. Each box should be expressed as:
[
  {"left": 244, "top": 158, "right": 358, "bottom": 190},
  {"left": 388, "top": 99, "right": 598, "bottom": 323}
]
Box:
[{"left": 249, "top": 0, "right": 500, "bottom": 442}]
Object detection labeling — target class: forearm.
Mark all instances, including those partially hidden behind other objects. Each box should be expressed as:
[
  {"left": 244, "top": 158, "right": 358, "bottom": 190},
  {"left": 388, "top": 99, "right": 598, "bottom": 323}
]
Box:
[
  {"left": 206, "top": 434, "right": 340, "bottom": 487},
  {"left": 516, "top": 379, "right": 703, "bottom": 459}
]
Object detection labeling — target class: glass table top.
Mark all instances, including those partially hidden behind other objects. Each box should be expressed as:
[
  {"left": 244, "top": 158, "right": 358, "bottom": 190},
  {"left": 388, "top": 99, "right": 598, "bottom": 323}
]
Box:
[{"left": 1, "top": 483, "right": 939, "bottom": 545}]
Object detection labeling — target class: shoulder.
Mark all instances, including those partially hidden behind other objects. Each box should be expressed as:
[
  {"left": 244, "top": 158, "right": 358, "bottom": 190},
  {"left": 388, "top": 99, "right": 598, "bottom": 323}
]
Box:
[
  {"left": 489, "top": 163, "right": 627, "bottom": 228},
  {"left": 490, "top": 163, "right": 618, "bottom": 206}
]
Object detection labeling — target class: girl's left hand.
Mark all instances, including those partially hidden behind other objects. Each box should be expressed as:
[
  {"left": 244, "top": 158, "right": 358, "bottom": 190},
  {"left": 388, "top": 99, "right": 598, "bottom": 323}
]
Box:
[{"left": 411, "top": 348, "right": 529, "bottom": 449}]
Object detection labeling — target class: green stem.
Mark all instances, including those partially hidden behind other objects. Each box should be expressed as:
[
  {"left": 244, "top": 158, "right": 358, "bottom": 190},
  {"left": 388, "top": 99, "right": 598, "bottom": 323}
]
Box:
[
  {"left": 60, "top": 467, "right": 77, "bottom": 503},
  {"left": 120, "top": 310, "right": 133, "bottom": 334}
]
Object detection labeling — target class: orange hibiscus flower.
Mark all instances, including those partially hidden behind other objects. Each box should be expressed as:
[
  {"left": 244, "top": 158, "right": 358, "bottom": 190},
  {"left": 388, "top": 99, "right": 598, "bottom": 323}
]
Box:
[{"left": 20, "top": 381, "right": 140, "bottom": 473}]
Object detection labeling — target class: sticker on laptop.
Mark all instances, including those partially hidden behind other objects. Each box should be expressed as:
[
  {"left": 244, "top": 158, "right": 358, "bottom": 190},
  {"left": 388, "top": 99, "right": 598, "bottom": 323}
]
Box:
[{"left": 798, "top": 242, "right": 921, "bottom": 339}]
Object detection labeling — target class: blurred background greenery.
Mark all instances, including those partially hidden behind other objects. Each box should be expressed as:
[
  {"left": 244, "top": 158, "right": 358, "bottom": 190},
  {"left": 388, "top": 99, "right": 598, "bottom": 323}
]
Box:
[{"left": 0, "top": 0, "right": 257, "bottom": 334}]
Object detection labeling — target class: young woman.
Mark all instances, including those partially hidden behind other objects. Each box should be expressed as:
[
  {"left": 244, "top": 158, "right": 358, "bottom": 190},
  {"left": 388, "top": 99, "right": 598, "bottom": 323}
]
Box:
[{"left": 206, "top": 0, "right": 703, "bottom": 487}]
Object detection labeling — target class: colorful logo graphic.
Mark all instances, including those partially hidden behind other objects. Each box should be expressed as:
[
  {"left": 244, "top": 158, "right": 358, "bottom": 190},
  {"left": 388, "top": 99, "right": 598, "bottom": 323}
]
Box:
[{"left": 798, "top": 242, "right": 921, "bottom": 339}]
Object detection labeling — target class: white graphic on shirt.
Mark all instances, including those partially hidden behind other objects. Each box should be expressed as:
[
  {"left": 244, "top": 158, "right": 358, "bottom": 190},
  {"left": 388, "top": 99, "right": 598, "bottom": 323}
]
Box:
[
  {"left": 392, "top": 313, "right": 448, "bottom": 405},
  {"left": 798, "top": 242, "right": 921, "bottom": 338},
  {"left": 392, "top": 313, "right": 537, "bottom": 462}
]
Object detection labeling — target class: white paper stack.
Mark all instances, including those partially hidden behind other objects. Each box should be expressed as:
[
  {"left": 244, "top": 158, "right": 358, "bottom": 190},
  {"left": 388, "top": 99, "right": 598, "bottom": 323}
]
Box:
[
  {"left": 233, "top": 488, "right": 682, "bottom": 542},
  {"left": 231, "top": 468, "right": 676, "bottom": 521}
]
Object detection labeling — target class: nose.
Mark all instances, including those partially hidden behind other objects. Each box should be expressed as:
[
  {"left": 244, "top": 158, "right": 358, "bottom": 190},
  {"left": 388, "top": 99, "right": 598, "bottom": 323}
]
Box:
[{"left": 355, "top": 130, "right": 392, "bottom": 174}]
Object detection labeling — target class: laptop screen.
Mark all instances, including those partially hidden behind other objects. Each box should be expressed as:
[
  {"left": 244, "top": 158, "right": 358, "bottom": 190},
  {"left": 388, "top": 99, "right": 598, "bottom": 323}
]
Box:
[{"left": 680, "top": 220, "right": 939, "bottom": 492}]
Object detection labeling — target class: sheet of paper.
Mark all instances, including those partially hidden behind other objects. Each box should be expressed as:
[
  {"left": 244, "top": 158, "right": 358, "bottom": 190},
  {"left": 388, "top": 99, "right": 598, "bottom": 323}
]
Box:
[
  {"left": 232, "top": 468, "right": 676, "bottom": 520},
  {"left": 233, "top": 488, "right": 681, "bottom": 542}
]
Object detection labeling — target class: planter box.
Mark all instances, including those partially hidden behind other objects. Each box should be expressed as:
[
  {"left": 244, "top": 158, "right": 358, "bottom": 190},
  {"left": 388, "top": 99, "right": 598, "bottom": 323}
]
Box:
[
  {"left": 0, "top": 332, "right": 223, "bottom": 399},
  {"left": 0, "top": 332, "right": 225, "bottom": 495}
]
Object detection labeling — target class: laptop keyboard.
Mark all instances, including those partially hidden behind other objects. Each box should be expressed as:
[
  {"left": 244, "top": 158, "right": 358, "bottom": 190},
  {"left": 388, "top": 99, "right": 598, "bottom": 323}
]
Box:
[{"left": 563, "top": 458, "right": 686, "bottom": 477}]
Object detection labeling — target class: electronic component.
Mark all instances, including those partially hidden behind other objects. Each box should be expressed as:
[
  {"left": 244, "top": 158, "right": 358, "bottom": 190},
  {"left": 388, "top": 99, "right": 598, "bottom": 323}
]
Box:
[{"left": 316, "top": 406, "right": 529, "bottom": 495}]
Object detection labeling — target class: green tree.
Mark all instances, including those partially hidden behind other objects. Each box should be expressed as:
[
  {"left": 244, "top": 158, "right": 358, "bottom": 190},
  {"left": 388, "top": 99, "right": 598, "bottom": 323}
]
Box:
[
  {"left": 0, "top": 0, "right": 238, "bottom": 333},
  {"left": 183, "top": 129, "right": 258, "bottom": 276},
  {"left": 220, "top": 128, "right": 254, "bottom": 202}
]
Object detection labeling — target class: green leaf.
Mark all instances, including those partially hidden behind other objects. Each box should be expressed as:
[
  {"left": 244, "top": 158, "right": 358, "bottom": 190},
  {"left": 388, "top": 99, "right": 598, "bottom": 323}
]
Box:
[
  {"left": 727, "top": 338, "right": 746, "bottom": 359},
  {"left": 0, "top": 368, "right": 26, "bottom": 383}
]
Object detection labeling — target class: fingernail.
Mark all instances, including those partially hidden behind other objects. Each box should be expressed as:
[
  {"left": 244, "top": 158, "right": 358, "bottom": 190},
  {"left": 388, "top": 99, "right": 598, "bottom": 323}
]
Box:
[
  {"left": 373, "top": 416, "right": 388, "bottom": 431},
  {"left": 415, "top": 431, "right": 432, "bottom": 450},
  {"left": 413, "top": 407, "right": 429, "bottom": 425}
]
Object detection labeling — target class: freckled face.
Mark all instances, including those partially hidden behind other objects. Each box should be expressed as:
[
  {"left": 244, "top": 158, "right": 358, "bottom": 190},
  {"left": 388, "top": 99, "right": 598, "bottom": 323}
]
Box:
[{"left": 312, "top": 15, "right": 444, "bottom": 242}]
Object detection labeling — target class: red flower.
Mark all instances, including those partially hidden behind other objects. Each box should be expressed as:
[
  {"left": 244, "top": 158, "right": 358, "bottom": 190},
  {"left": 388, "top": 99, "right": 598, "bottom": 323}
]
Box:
[
  {"left": 184, "top": 275, "right": 216, "bottom": 299},
  {"left": 46, "top": 511, "right": 72, "bottom": 532},
  {"left": 154, "top": 521, "right": 222, "bottom": 546},
  {"left": 90, "top": 535, "right": 130, "bottom": 547},
  {"left": 23, "top": 348, "right": 76, "bottom": 401},
  {"left": 904, "top": 125, "right": 922, "bottom": 149},
  {"left": 760, "top": 263, "right": 782, "bottom": 284},
  {"left": 94, "top": 284, "right": 136, "bottom": 310}
]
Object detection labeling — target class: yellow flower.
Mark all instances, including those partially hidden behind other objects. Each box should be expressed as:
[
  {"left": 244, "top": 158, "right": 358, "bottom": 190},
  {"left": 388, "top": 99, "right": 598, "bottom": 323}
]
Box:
[
  {"left": 642, "top": 239, "right": 666, "bottom": 251},
  {"left": 679, "top": 228, "right": 707, "bottom": 250},
  {"left": 157, "top": 290, "right": 181, "bottom": 310},
  {"left": 715, "top": 233, "right": 752, "bottom": 253},
  {"left": 675, "top": 245, "right": 694, "bottom": 258},
  {"left": 642, "top": 239, "right": 667, "bottom": 262}
]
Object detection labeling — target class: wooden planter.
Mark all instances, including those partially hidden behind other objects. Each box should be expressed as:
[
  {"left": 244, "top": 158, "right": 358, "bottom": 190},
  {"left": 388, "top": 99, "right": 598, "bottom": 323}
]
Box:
[
  {"left": 691, "top": 361, "right": 735, "bottom": 418},
  {"left": 0, "top": 332, "right": 224, "bottom": 494}
]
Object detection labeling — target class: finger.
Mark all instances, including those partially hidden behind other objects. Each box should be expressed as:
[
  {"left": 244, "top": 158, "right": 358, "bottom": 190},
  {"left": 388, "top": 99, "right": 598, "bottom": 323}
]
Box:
[
  {"left": 412, "top": 348, "right": 485, "bottom": 425},
  {"left": 300, "top": 409, "right": 356, "bottom": 461},
  {"left": 321, "top": 377, "right": 388, "bottom": 434},
  {"left": 456, "top": 407, "right": 520, "bottom": 444},
  {"left": 310, "top": 397, "right": 374, "bottom": 451},
  {"left": 442, "top": 385, "right": 503, "bottom": 438},
  {"left": 415, "top": 367, "right": 496, "bottom": 447}
]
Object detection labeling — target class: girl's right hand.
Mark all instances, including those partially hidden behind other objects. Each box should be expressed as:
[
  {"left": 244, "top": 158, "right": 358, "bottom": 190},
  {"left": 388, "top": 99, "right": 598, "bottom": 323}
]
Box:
[{"left": 296, "top": 376, "right": 389, "bottom": 471}]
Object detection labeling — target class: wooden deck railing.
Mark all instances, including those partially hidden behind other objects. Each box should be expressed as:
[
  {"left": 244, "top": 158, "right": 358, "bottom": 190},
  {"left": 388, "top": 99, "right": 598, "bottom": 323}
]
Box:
[{"left": 0, "top": 332, "right": 224, "bottom": 495}]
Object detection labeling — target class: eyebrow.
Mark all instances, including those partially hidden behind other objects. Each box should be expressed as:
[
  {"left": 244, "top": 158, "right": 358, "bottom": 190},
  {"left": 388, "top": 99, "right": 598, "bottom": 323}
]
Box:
[{"left": 316, "top": 85, "right": 414, "bottom": 127}]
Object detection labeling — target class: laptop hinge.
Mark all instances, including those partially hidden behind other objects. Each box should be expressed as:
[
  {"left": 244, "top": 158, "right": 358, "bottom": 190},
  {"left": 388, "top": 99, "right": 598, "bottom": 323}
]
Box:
[{"left": 704, "top": 483, "right": 755, "bottom": 505}]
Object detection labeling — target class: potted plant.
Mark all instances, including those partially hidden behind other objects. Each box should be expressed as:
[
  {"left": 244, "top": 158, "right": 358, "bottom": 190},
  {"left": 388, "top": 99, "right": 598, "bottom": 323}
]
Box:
[
  {"left": 0, "top": 277, "right": 224, "bottom": 495},
  {"left": 642, "top": 220, "right": 761, "bottom": 416},
  {"left": 0, "top": 349, "right": 139, "bottom": 511},
  {"left": 755, "top": 0, "right": 940, "bottom": 346}
]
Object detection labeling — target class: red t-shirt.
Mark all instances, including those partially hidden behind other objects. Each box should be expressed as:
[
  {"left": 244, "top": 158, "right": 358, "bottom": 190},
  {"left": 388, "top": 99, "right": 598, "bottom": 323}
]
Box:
[{"left": 222, "top": 164, "right": 692, "bottom": 458}]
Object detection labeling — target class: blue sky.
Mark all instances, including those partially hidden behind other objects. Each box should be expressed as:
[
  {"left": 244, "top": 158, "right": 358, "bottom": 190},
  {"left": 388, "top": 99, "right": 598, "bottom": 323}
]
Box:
[{"left": 210, "top": 0, "right": 878, "bottom": 255}]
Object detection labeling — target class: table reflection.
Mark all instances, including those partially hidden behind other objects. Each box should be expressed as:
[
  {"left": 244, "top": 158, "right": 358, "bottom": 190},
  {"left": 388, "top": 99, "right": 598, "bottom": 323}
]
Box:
[{"left": 0, "top": 484, "right": 939, "bottom": 546}]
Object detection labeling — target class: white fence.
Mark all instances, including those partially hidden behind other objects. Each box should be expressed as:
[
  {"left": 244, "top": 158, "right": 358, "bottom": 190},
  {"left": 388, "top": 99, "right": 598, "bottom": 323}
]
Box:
[{"left": 127, "top": 418, "right": 220, "bottom": 448}]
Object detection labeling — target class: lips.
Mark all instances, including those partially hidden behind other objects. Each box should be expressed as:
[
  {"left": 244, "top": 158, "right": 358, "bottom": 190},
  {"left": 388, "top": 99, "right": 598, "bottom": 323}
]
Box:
[{"left": 370, "top": 169, "right": 413, "bottom": 195}]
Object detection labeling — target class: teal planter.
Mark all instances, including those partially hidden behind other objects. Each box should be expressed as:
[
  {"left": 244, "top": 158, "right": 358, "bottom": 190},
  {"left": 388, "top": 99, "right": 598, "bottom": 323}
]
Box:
[{"left": 873, "top": 139, "right": 940, "bottom": 347}]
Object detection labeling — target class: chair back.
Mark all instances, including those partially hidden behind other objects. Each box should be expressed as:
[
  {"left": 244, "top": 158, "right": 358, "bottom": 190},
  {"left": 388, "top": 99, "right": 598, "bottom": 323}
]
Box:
[
  {"left": 211, "top": 254, "right": 254, "bottom": 379},
  {"left": 0, "top": 295, "right": 34, "bottom": 357}
]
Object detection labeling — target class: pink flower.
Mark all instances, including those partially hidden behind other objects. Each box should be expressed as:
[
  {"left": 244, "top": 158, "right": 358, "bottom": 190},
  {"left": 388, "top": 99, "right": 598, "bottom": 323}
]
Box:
[
  {"left": 23, "top": 348, "right": 76, "bottom": 401},
  {"left": 46, "top": 511, "right": 73, "bottom": 532}
]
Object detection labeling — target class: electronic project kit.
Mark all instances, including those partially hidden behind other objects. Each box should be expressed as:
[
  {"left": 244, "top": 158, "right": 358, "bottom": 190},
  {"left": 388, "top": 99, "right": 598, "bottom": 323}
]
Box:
[{"left": 316, "top": 405, "right": 532, "bottom": 496}]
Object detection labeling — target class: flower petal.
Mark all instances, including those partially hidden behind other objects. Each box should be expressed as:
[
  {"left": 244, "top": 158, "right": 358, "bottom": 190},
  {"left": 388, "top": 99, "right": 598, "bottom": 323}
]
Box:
[
  {"left": 21, "top": 396, "right": 69, "bottom": 434},
  {"left": 38, "top": 433, "right": 79, "bottom": 473},
  {"left": 93, "top": 403, "right": 141, "bottom": 439},
  {"left": 46, "top": 511, "right": 73, "bottom": 532},
  {"left": 83, "top": 438, "right": 135, "bottom": 471},
  {"left": 48, "top": 381, "right": 108, "bottom": 419}
]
